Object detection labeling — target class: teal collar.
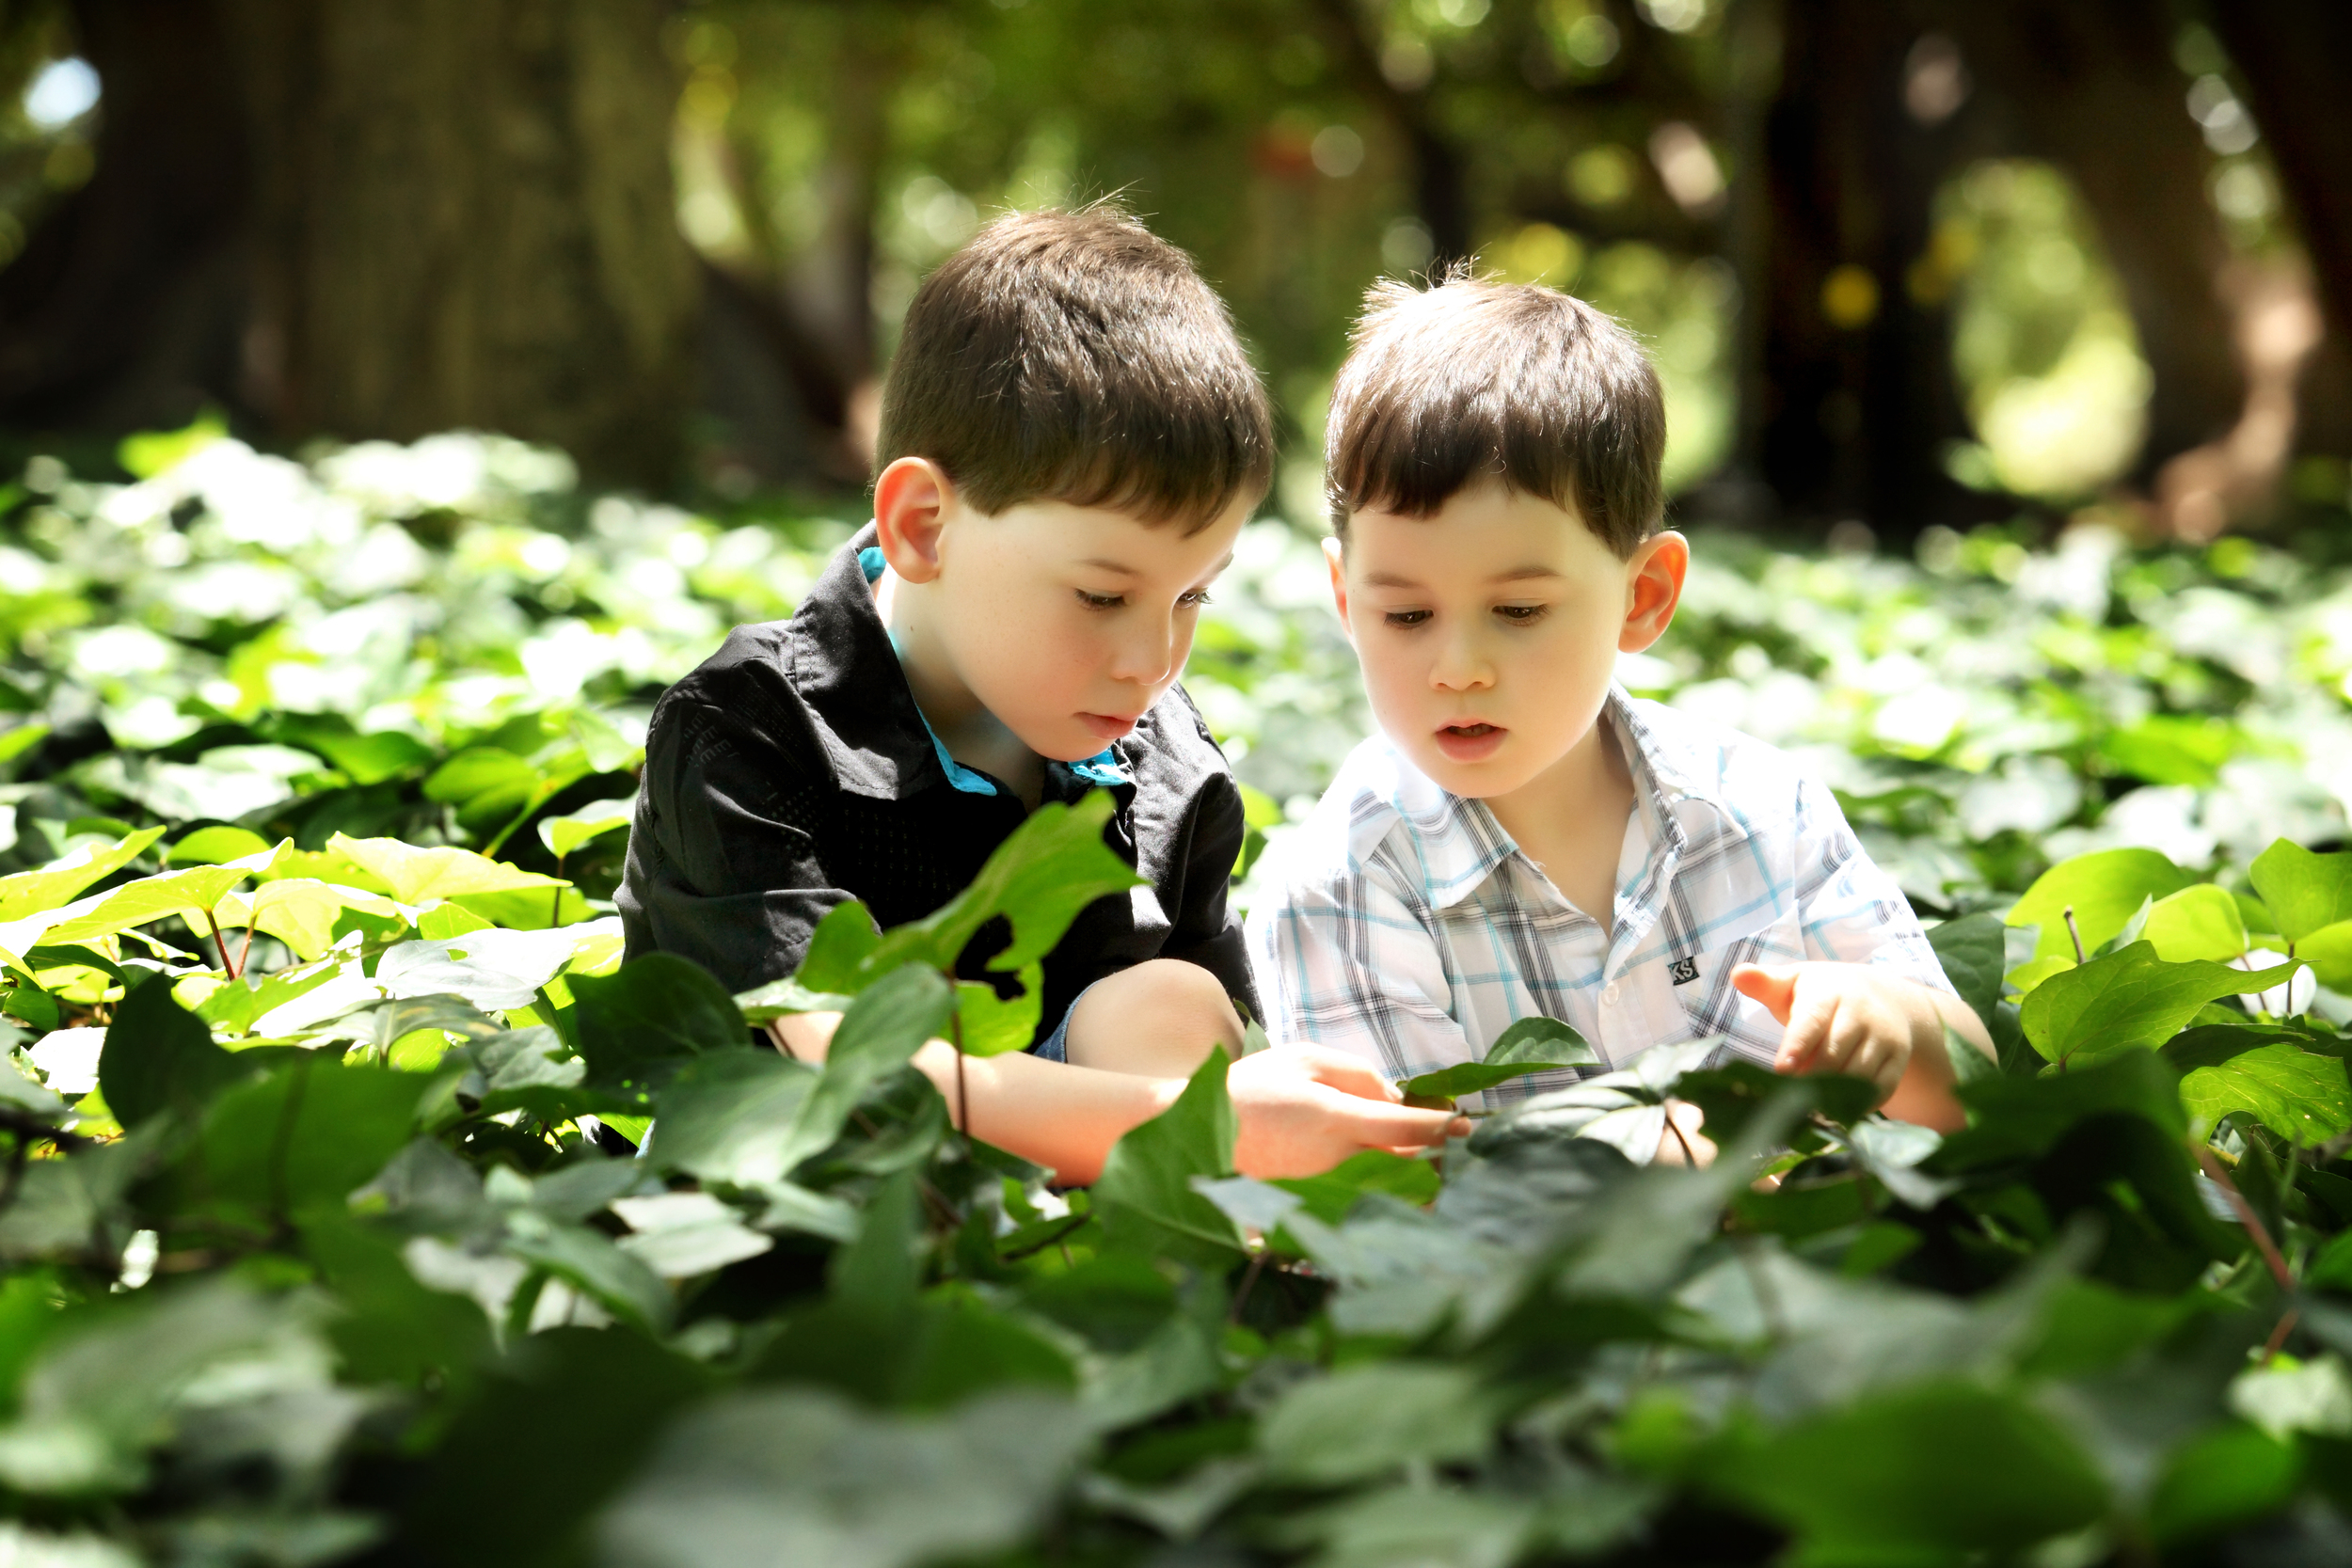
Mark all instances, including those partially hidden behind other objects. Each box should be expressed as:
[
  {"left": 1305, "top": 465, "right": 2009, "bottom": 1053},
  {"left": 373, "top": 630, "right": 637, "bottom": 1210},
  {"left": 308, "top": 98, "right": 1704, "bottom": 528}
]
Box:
[{"left": 858, "top": 546, "right": 1132, "bottom": 796}]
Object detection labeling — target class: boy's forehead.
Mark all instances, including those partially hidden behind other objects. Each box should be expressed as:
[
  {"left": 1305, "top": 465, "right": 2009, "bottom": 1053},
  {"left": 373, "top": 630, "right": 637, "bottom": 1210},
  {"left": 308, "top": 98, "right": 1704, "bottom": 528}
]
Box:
[
  {"left": 986, "top": 493, "right": 1248, "bottom": 570},
  {"left": 1345, "top": 488, "right": 1598, "bottom": 569}
]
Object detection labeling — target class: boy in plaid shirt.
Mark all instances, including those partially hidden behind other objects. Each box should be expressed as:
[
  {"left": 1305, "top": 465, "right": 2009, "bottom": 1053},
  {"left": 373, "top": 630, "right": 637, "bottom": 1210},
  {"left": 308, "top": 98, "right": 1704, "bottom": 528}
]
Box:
[{"left": 1248, "top": 275, "right": 1993, "bottom": 1151}]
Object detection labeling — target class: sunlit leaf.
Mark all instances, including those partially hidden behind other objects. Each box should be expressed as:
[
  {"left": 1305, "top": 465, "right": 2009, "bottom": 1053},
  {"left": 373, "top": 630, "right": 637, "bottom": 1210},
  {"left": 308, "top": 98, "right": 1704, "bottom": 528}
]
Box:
[
  {"left": 327, "top": 832, "right": 562, "bottom": 905},
  {"left": 2020, "top": 942, "right": 2296, "bottom": 1064},
  {"left": 2007, "top": 848, "right": 2195, "bottom": 962},
  {"left": 2248, "top": 839, "right": 2352, "bottom": 944}
]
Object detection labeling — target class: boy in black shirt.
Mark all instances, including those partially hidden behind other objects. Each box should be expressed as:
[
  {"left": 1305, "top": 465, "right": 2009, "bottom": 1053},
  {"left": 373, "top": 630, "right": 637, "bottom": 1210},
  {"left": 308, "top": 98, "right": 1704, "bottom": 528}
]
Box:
[{"left": 620, "top": 209, "right": 1462, "bottom": 1181}]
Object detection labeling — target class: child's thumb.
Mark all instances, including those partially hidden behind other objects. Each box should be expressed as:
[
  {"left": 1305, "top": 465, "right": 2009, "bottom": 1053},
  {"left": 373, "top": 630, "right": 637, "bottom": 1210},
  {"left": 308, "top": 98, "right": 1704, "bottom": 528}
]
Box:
[{"left": 1731, "top": 963, "right": 1799, "bottom": 1024}]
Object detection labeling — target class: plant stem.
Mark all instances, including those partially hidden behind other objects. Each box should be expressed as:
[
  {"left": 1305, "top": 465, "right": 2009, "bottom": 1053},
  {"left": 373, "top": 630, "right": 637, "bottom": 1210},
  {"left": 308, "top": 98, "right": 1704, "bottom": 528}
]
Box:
[
  {"left": 2193, "top": 1142, "right": 2298, "bottom": 1357},
  {"left": 550, "top": 853, "right": 566, "bottom": 928},
  {"left": 950, "top": 1006, "right": 970, "bottom": 1148},
  {"left": 2062, "top": 904, "right": 2086, "bottom": 964},
  {"left": 201, "top": 905, "right": 238, "bottom": 979}
]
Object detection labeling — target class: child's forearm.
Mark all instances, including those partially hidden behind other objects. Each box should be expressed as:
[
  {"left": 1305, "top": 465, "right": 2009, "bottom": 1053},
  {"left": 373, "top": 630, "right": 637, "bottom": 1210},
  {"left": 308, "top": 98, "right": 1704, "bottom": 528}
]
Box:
[
  {"left": 768, "top": 1013, "right": 1180, "bottom": 1184},
  {"left": 1881, "top": 984, "right": 1995, "bottom": 1132}
]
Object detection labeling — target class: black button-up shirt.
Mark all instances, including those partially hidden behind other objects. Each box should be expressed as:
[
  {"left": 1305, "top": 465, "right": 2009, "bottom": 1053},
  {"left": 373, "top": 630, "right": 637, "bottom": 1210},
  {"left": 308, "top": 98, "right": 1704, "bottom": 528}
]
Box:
[{"left": 617, "top": 524, "right": 1259, "bottom": 1046}]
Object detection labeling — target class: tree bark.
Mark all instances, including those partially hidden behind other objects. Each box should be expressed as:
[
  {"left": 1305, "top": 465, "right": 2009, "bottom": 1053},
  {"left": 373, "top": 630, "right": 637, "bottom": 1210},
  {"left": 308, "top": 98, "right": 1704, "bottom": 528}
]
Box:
[
  {"left": 1937, "top": 0, "right": 2244, "bottom": 473},
  {"left": 224, "top": 0, "right": 698, "bottom": 485},
  {"left": 0, "top": 0, "right": 251, "bottom": 433},
  {"left": 2205, "top": 1, "right": 2352, "bottom": 457}
]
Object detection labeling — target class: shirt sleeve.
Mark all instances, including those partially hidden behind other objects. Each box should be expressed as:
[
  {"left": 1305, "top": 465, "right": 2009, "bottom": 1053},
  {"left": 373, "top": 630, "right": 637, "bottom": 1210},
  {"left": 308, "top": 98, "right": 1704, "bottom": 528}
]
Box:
[
  {"left": 1155, "top": 773, "right": 1263, "bottom": 1022},
  {"left": 1789, "top": 772, "right": 1955, "bottom": 995},
  {"left": 617, "top": 697, "right": 851, "bottom": 995},
  {"left": 1246, "top": 849, "right": 1473, "bottom": 1082}
]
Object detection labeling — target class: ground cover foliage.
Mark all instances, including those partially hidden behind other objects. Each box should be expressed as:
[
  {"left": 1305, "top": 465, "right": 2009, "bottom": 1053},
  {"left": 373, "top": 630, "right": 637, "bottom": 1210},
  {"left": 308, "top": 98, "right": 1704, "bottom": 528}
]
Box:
[{"left": 0, "top": 433, "right": 2350, "bottom": 1565}]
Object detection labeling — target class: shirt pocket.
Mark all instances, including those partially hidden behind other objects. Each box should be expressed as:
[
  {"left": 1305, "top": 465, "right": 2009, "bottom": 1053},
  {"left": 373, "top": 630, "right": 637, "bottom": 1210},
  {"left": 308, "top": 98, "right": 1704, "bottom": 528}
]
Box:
[{"left": 1663, "top": 902, "right": 1805, "bottom": 1067}]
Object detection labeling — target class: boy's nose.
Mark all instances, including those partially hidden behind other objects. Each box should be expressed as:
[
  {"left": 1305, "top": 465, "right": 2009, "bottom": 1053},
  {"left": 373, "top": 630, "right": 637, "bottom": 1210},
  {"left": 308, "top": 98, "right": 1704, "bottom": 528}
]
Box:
[
  {"left": 1429, "top": 632, "right": 1494, "bottom": 691},
  {"left": 1108, "top": 614, "right": 1177, "bottom": 686}
]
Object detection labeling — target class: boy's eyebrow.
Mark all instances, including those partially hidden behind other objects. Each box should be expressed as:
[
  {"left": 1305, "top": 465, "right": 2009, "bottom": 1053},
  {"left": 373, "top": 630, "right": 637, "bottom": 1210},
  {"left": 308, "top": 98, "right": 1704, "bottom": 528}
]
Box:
[{"left": 1359, "top": 563, "right": 1563, "bottom": 589}]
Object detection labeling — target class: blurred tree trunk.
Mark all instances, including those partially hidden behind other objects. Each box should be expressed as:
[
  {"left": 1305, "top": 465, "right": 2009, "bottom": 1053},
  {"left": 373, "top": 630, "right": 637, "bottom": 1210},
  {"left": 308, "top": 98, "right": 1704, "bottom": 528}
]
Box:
[
  {"left": 1756, "top": 0, "right": 1977, "bottom": 538},
  {"left": 0, "top": 0, "right": 251, "bottom": 433},
  {"left": 225, "top": 0, "right": 697, "bottom": 484},
  {"left": 1938, "top": 0, "right": 2244, "bottom": 473},
  {"left": 2207, "top": 2, "right": 2352, "bottom": 456}
]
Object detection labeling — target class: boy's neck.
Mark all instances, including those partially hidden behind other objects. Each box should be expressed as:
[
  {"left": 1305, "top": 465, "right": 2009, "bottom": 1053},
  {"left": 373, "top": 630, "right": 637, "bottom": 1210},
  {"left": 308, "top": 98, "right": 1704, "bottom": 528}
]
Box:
[
  {"left": 875, "top": 571, "right": 1045, "bottom": 806},
  {"left": 1477, "top": 711, "right": 1637, "bottom": 921}
]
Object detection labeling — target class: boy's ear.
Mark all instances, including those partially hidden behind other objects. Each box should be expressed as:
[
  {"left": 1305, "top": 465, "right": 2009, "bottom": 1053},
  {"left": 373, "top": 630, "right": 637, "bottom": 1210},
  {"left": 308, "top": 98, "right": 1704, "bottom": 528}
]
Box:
[
  {"left": 1322, "top": 535, "right": 1355, "bottom": 641},
  {"left": 873, "top": 457, "right": 956, "bottom": 583},
  {"left": 1619, "top": 531, "right": 1688, "bottom": 654}
]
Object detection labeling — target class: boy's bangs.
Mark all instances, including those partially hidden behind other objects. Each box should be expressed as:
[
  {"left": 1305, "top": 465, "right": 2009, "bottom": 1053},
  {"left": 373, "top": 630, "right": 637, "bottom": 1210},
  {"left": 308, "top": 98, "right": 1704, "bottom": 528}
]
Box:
[{"left": 1325, "top": 277, "right": 1664, "bottom": 557}]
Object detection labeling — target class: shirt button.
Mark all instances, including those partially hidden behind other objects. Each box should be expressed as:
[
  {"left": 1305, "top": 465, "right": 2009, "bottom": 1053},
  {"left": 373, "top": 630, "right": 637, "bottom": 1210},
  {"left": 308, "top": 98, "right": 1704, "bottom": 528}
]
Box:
[{"left": 1601, "top": 983, "right": 1621, "bottom": 1006}]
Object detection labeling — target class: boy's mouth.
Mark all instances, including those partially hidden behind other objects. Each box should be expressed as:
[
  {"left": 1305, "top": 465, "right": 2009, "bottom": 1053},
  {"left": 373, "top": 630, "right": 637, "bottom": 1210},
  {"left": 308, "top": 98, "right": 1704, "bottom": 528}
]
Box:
[
  {"left": 1078, "top": 712, "right": 1141, "bottom": 742},
  {"left": 1434, "top": 721, "right": 1506, "bottom": 762}
]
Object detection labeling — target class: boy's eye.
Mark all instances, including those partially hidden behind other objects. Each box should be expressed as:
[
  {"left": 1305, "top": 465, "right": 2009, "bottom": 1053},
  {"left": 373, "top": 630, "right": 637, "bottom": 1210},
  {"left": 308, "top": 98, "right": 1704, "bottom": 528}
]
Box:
[
  {"left": 1076, "top": 590, "right": 1125, "bottom": 610},
  {"left": 1383, "top": 609, "right": 1432, "bottom": 628},
  {"left": 1494, "top": 604, "right": 1549, "bottom": 624},
  {"left": 1178, "top": 589, "right": 1213, "bottom": 608}
]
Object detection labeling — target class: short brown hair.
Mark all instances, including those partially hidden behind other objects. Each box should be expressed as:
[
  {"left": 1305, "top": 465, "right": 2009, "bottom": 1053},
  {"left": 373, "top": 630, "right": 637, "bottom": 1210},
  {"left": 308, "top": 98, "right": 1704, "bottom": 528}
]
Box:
[
  {"left": 1325, "top": 272, "right": 1666, "bottom": 557},
  {"left": 875, "top": 207, "right": 1274, "bottom": 531}
]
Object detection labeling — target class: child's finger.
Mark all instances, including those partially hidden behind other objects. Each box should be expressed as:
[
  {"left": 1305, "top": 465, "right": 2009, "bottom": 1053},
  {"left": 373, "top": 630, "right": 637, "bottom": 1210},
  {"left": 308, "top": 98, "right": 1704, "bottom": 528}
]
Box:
[
  {"left": 1732, "top": 963, "right": 1800, "bottom": 1024},
  {"left": 1774, "top": 985, "right": 1842, "bottom": 1072},
  {"left": 1284, "top": 1043, "right": 1405, "bottom": 1101},
  {"left": 1331, "top": 1093, "right": 1467, "bottom": 1147}
]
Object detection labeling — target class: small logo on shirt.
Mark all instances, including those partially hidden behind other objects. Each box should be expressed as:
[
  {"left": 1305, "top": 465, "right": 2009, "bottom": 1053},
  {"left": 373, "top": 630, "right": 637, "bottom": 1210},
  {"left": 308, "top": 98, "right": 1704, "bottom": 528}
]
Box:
[{"left": 1668, "top": 957, "right": 1700, "bottom": 986}]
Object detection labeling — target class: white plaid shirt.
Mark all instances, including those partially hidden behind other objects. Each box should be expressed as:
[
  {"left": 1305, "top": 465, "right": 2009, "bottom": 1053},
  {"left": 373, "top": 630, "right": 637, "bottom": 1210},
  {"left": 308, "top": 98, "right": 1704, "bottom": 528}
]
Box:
[{"left": 1246, "top": 688, "right": 1953, "bottom": 1104}]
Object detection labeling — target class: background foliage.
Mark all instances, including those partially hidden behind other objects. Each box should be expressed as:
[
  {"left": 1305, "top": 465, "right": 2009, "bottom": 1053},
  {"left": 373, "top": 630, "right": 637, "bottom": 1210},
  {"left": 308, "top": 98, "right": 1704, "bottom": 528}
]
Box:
[{"left": 0, "top": 433, "right": 2345, "bottom": 1563}]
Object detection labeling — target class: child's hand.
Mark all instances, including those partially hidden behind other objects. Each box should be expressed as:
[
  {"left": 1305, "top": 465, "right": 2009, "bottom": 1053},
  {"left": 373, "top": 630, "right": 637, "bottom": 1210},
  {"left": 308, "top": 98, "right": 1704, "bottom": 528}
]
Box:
[
  {"left": 1228, "top": 1044, "right": 1469, "bottom": 1180},
  {"left": 1729, "top": 962, "right": 1917, "bottom": 1102}
]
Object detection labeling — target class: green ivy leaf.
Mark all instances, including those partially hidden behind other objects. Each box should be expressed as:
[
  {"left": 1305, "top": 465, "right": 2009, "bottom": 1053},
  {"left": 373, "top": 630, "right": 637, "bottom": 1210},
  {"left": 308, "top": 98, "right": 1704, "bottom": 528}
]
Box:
[
  {"left": 570, "top": 953, "right": 752, "bottom": 1088},
  {"left": 1703, "top": 1381, "right": 2107, "bottom": 1557},
  {"left": 767, "top": 963, "right": 955, "bottom": 1180},
  {"left": 1093, "top": 1048, "right": 1243, "bottom": 1269},
  {"left": 2296, "top": 920, "right": 2352, "bottom": 991},
  {"left": 1398, "top": 1017, "right": 1597, "bottom": 1103},
  {"left": 1259, "top": 1362, "right": 1495, "bottom": 1483},
  {"left": 802, "top": 795, "right": 1141, "bottom": 995},
  {"left": 643, "top": 1052, "right": 820, "bottom": 1187},
  {"left": 1926, "top": 911, "right": 2005, "bottom": 1028},
  {"left": 327, "top": 832, "right": 560, "bottom": 905},
  {"left": 2248, "top": 839, "right": 2352, "bottom": 944},
  {"left": 2007, "top": 848, "right": 2196, "bottom": 962},
  {"left": 2178, "top": 1041, "right": 2352, "bottom": 1145},
  {"left": 957, "top": 963, "right": 1044, "bottom": 1058},
  {"left": 2140, "top": 884, "right": 2250, "bottom": 964},
  {"left": 537, "top": 796, "right": 635, "bottom": 860},
  {"left": 2020, "top": 942, "right": 2295, "bottom": 1064},
  {"left": 100, "top": 974, "right": 264, "bottom": 1128}
]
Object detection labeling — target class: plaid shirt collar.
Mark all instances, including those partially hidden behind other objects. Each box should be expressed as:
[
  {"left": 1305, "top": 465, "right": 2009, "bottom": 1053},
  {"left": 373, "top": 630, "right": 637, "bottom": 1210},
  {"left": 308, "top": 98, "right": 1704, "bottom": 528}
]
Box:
[{"left": 1368, "top": 686, "right": 1750, "bottom": 912}]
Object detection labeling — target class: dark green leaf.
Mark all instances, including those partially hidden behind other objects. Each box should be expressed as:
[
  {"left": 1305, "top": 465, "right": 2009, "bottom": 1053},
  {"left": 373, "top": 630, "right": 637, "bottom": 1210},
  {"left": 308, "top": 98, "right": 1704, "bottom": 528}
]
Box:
[
  {"left": 570, "top": 953, "right": 751, "bottom": 1088},
  {"left": 771, "top": 964, "right": 954, "bottom": 1179},
  {"left": 1259, "top": 1363, "right": 1494, "bottom": 1482},
  {"left": 642, "top": 1052, "right": 818, "bottom": 1186},
  {"left": 100, "top": 973, "right": 262, "bottom": 1128},
  {"left": 1704, "top": 1381, "right": 2107, "bottom": 1555},
  {"left": 596, "top": 1388, "right": 1091, "bottom": 1568},
  {"left": 1398, "top": 1018, "right": 1597, "bottom": 1103},
  {"left": 1270, "top": 1149, "right": 1442, "bottom": 1225},
  {"left": 1093, "top": 1048, "right": 1243, "bottom": 1269},
  {"left": 1935, "top": 1050, "right": 2187, "bottom": 1169},
  {"left": 149, "top": 1059, "right": 430, "bottom": 1222},
  {"left": 1925, "top": 911, "right": 2005, "bottom": 1027}
]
